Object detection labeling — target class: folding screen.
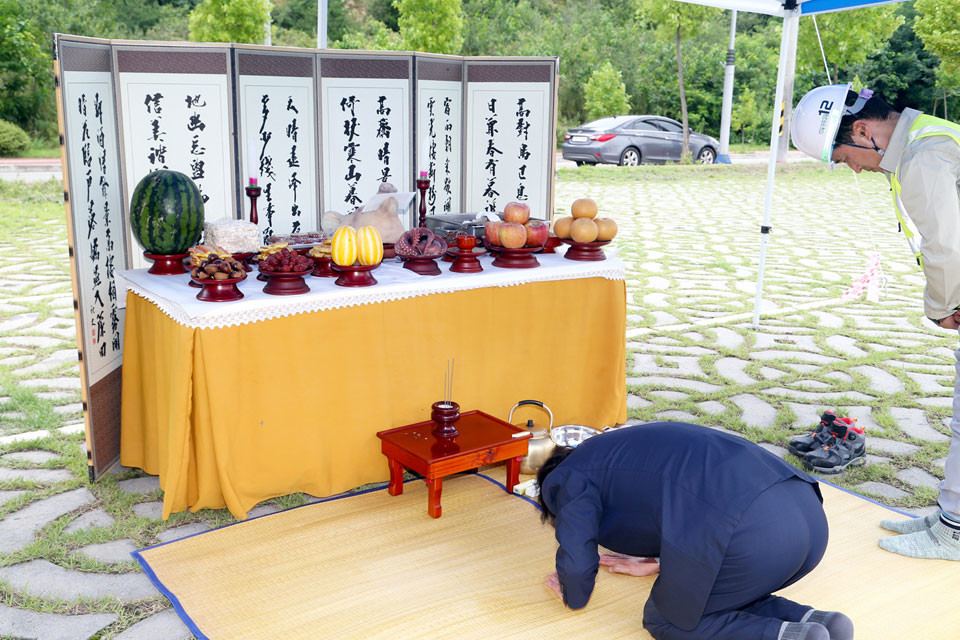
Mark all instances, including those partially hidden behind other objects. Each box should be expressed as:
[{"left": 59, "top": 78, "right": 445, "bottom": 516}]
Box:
[{"left": 414, "top": 55, "right": 464, "bottom": 216}]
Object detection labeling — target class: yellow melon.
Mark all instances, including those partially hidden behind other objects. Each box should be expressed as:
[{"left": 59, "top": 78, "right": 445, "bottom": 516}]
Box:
[
  {"left": 357, "top": 225, "right": 384, "bottom": 266},
  {"left": 332, "top": 226, "right": 358, "bottom": 266}
]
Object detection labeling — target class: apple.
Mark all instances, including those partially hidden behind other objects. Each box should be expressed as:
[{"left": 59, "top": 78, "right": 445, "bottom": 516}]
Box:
[
  {"left": 503, "top": 201, "right": 531, "bottom": 225},
  {"left": 499, "top": 222, "right": 527, "bottom": 249},
  {"left": 524, "top": 219, "right": 549, "bottom": 247},
  {"left": 484, "top": 221, "right": 502, "bottom": 246}
]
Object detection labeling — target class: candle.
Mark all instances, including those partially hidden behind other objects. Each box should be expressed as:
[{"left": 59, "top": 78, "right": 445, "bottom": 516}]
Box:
[
  {"left": 419, "top": 170, "right": 427, "bottom": 179},
  {"left": 249, "top": 177, "right": 258, "bottom": 186},
  {"left": 247, "top": 139, "right": 260, "bottom": 183}
]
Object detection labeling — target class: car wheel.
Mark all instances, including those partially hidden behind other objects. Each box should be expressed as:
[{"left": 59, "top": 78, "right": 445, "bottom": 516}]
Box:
[
  {"left": 575, "top": 161, "right": 585, "bottom": 167},
  {"left": 697, "top": 147, "right": 716, "bottom": 164},
  {"left": 619, "top": 148, "right": 641, "bottom": 166}
]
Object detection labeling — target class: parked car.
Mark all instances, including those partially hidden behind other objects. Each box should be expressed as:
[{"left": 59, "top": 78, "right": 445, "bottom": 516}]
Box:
[{"left": 561, "top": 115, "right": 719, "bottom": 166}]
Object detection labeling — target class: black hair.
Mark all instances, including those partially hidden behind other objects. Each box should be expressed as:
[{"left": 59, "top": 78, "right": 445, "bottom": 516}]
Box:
[
  {"left": 536, "top": 446, "right": 574, "bottom": 525},
  {"left": 835, "top": 90, "right": 898, "bottom": 146}
]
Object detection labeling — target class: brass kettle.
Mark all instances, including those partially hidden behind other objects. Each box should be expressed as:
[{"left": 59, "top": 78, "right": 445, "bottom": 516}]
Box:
[{"left": 508, "top": 400, "right": 555, "bottom": 475}]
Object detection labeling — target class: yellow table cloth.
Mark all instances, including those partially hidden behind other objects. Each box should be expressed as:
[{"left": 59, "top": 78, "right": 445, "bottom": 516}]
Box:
[{"left": 121, "top": 276, "right": 627, "bottom": 519}]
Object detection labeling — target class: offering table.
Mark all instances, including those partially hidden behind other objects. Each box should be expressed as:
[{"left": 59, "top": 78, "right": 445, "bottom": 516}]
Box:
[{"left": 118, "top": 253, "right": 627, "bottom": 519}]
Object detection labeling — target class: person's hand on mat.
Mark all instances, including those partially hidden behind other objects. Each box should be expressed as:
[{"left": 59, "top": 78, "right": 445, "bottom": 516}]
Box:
[
  {"left": 544, "top": 571, "right": 563, "bottom": 600},
  {"left": 599, "top": 553, "right": 660, "bottom": 576}
]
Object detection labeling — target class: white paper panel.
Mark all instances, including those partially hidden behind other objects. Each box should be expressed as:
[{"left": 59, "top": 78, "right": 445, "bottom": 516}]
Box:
[
  {"left": 118, "top": 72, "right": 232, "bottom": 266},
  {"left": 62, "top": 71, "right": 126, "bottom": 385},
  {"left": 238, "top": 75, "right": 318, "bottom": 242},
  {"left": 416, "top": 80, "right": 462, "bottom": 216},
  {"left": 465, "top": 82, "right": 551, "bottom": 217},
  {"left": 321, "top": 78, "right": 410, "bottom": 215}
]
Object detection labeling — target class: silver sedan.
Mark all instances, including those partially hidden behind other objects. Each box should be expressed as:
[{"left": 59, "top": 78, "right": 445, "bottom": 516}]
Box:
[{"left": 561, "top": 115, "right": 719, "bottom": 166}]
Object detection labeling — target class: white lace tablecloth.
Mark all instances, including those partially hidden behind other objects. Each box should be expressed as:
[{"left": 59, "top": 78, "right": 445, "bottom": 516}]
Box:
[{"left": 117, "top": 250, "right": 626, "bottom": 329}]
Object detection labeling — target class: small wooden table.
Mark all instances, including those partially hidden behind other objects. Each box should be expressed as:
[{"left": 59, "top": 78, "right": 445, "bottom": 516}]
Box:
[{"left": 377, "top": 410, "right": 530, "bottom": 518}]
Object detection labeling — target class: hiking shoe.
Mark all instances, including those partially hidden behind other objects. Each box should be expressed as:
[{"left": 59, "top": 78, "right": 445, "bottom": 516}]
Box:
[
  {"left": 787, "top": 410, "right": 839, "bottom": 458},
  {"left": 802, "top": 418, "right": 866, "bottom": 474}
]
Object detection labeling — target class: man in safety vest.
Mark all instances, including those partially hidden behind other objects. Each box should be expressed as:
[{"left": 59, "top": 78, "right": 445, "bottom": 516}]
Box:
[{"left": 792, "top": 84, "right": 960, "bottom": 561}]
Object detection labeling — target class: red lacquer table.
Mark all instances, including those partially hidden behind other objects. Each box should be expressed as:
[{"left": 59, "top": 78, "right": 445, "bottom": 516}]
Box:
[{"left": 376, "top": 410, "right": 530, "bottom": 518}]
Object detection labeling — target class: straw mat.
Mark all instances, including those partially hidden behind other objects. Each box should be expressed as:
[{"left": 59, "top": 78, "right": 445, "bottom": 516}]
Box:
[{"left": 136, "top": 471, "right": 960, "bottom": 640}]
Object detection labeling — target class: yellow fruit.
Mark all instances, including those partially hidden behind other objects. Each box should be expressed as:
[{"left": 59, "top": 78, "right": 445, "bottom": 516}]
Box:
[
  {"left": 553, "top": 216, "right": 574, "bottom": 239},
  {"left": 332, "top": 226, "right": 358, "bottom": 266},
  {"left": 570, "top": 217, "right": 599, "bottom": 243},
  {"left": 356, "top": 225, "right": 384, "bottom": 266},
  {"left": 571, "top": 198, "right": 599, "bottom": 219},
  {"left": 595, "top": 218, "right": 618, "bottom": 241}
]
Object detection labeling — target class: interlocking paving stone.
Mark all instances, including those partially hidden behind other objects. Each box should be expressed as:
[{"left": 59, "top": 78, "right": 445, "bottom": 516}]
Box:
[
  {"left": 35, "top": 390, "right": 76, "bottom": 401},
  {"left": 626, "top": 395, "right": 651, "bottom": 409},
  {"left": 0, "top": 559, "right": 157, "bottom": 601},
  {"left": 896, "top": 467, "right": 941, "bottom": 490},
  {"left": 655, "top": 410, "right": 699, "bottom": 423},
  {"left": 0, "top": 489, "right": 26, "bottom": 506},
  {"left": 852, "top": 365, "right": 905, "bottom": 394},
  {"left": 933, "top": 457, "right": 948, "bottom": 471},
  {"left": 696, "top": 401, "right": 726, "bottom": 415},
  {"left": 626, "top": 376, "right": 722, "bottom": 393},
  {"left": 115, "top": 609, "right": 192, "bottom": 640},
  {"left": 631, "top": 343, "right": 716, "bottom": 355},
  {"left": 908, "top": 372, "right": 953, "bottom": 394},
  {"left": 790, "top": 379, "right": 832, "bottom": 390},
  {"left": 855, "top": 482, "right": 910, "bottom": 500},
  {"left": 0, "top": 354, "right": 32, "bottom": 366},
  {"left": 133, "top": 501, "right": 164, "bottom": 520},
  {"left": 731, "top": 394, "right": 778, "bottom": 429},
  {"left": 0, "top": 311, "right": 39, "bottom": 331},
  {"left": 64, "top": 509, "right": 116, "bottom": 534},
  {"left": 715, "top": 358, "right": 755, "bottom": 385},
  {"left": 762, "top": 388, "right": 873, "bottom": 402},
  {"left": 0, "top": 467, "right": 73, "bottom": 483},
  {"left": 0, "top": 488, "right": 95, "bottom": 554},
  {"left": 750, "top": 350, "right": 840, "bottom": 365},
  {"left": 865, "top": 454, "right": 891, "bottom": 466},
  {"left": 707, "top": 327, "right": 744, "bottom": 349},
  {"left": 0, "top": 603, "right": 117, "bottom": 640},
  {"left": 823, "top": 371, "right": 853, "bottom": 384},
  {"left": 1, "top": 450, "right": 59, "bottom": 464},
  {"left": 632, "top": 354, "right": 704, "bottom": 377},
  {"left": 78, "top": 539, "right": 138, "bottom": 564},
  {"left": 867, "top": 438, "right": 920, "bottom": 456},
  {"left": 752, "top": 333, "right": 822, "bottom": 352},
  {"left": 117, "top": 476, "right": 161, "bottom": 495},
  {"left": 888, "top": 407, "right": 950, "bottom": 443},
  {"left": 247, "top": 504, "right": 281, "bottom": 519},
  {"left": 11, "top": 348, "right": 78, "bottom": 376},
  {"left": 810, "top": 311, "right": 843, "bottom": 328},
  {"left": 157, "top": 522, "right": 212, "bottom": 543},
  {"left": 825, "top": 335, "right": 867, "bottom": 358},
  {"left": 649, "top": 391, "right": 689, "bottom": 401},
  {"left": 0, "top": 335, "right": 64, "bottom": 348},
  {"left": 758, "top": 443, "right": 788, "bottom": 459},
  {"left": 917, "top": 396, "right": 953, "bottom": 408},
  {"left": 18, "top": 377, "right": 81, "bottom": 389}
]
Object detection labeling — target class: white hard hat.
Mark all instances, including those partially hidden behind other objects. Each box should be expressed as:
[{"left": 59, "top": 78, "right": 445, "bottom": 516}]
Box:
[{"left": 792, "top": 84, "right": 880, "bottom": 163}]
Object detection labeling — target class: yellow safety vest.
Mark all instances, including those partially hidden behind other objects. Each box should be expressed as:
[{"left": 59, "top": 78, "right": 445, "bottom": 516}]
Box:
[{"left": 890, "top": 114, "right": 960, "bottom": 268}]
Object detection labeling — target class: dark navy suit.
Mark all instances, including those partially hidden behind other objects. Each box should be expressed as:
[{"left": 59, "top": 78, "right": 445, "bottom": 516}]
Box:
[{"left": 540, "top": 422, "right": 828, "bottom": 640}]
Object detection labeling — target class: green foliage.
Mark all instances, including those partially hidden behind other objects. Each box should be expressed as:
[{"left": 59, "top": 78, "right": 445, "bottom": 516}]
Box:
[
  {"left": 797, "top": 6, "right": 904, "bottom": 83},
  {"left": 730, "top": 87, "right": 767, "bottom": 146},
  {"left": 272, "top": 0, "right": 353, "bottom": 43},
  {"left": 188, "top": 0, "right": 272, "bottom": 44},
  {"left": 0, "top": 120, "right": 31, "bottom": 156},
  {"left": 0, "top": 2, "right": 52, "bottom": 134},
  {"left": 583, "top": 62, "right": 630, "bottom": 121},
  {"left": 915, "top": 0, "right": 960, "bottom": 75},
  {"left": 395, "top": 0, "right": 463, "bottom": 54},
  {"left": 332, "top": 19, "right": 402, "bottom": 50},
  {"left": 368, "top": 0, "right": 400, "bottom": 31}
]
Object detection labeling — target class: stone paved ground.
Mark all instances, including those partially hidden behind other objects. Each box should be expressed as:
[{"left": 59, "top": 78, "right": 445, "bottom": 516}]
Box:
[{"left": 0, "top": 165, "right": 955, "bottom": 637}]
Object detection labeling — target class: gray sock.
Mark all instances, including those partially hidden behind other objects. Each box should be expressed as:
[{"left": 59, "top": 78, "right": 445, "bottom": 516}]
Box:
[
  {"left": 879, "top": 511, "right": 937, "bottom": 534},
  {"left": 778, "top": 621, "right": 830, "bottom": 640},
  {"left": 801, "top": 609, "right": 854, "bottom": 640},
  {"left": 878, "top": 517, "right": 960, "bottom": 560}
]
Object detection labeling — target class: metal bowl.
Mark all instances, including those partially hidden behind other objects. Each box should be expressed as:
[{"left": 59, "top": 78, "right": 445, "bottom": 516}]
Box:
[{"left": 550, "top": 425, "right": 614, "bottom": 448}]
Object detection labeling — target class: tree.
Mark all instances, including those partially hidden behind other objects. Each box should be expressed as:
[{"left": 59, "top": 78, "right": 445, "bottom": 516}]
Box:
[
  {"left": 797, "top": 6, "right": 903, "bottom": 83},
  {"left": 395, "top": 0, "right": 463, "bottom": 54},
  {"left": 0, "top": 2, "right": 49, "bottom": 133},
  {"left": 583, "top": 62, "right": 630, "bottom": 121},
  {"left": 273, "top": 0, "right": 353, "bottom": 43},
  {"left": 189, "top": 0, "right": 272, "bottom": 44},
  {"left": 640, "top": 1, "right": 721, "bottom": 157},
  {"left": 914, "top": 0, "right": 960, "bottom": 119},
  {"left": 332, "top": 19, "right": 403, "bottom": 50}
]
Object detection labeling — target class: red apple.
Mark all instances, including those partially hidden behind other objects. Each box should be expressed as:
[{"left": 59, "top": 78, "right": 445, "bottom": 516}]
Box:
[
  {"left": 524, "top": 219, "right": 549, "bottom": 247},
  {"left": 484, "top": 221, "right": 502, "bottom": 246},
  {"left": 503, "top": 201, "right": 531, "bottom": 225},
  {"left": 498, "top": 222, "right": 527, "bottom": 249}
]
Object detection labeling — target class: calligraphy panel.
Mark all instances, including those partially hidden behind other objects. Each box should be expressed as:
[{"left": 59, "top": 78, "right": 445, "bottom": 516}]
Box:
[
  {"left": 464, "top": 62, "right": 556, "bottom": 218},
  {"left": 236, "top": 51, "right": 319, "bottom": 242},
  {"left": 115, "top": 47, "right": 234, "bottom": 267},
  {"left": 415, "top": 57, "right": 463, "bottom": 216},
  {"left": 319, "top": 55, "right": 412, "bottom": 220}
]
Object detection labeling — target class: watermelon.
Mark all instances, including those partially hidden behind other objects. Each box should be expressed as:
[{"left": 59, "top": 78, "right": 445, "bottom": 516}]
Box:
[{"left": 130, "top": 170, "right": 205, "bottom": 255}]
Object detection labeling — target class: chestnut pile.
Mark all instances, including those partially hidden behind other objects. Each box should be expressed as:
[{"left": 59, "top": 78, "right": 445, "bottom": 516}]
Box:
[
  {"left": 192, "top": 254, "right": 246, "bottom": 281},
  {"left": 259, "top": 247, "right": 313, "bottom": 273}
]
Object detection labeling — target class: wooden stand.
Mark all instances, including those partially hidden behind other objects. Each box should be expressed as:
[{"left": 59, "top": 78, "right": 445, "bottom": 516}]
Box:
[
  {"left": 416, "top": 178, "right": 430, "bottom": 228},
  {"left": 490, "top": 246, "right": 541, "bottom": 269},
  {"left": 191, "top": 276, "right": 245, "bottom": 302},
  {"left": 143, "top": 252, "right": 189, "bottom": 275},
  {"left": 561, "top": 239, "right": 610, "bottom": 261},
  {"left": 449, "top": 248, "right": 485, "bottom": 273},
  {"left": 245, "top": 185, "right": 261, "bottom": 225},
  {"left": 259, "top": 269, "right": 311, "bottom": 295},
  {"left": 332, "top": 263, "right": 378, "bottom": 287},
  {"left": 400, "top": 255, "right": 442, "bottom": 276}
]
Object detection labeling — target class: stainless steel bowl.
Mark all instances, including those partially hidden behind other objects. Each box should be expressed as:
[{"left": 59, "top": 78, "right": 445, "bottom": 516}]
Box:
[{"left": 550, "top": 425, "right": 614, "bottom": 448}]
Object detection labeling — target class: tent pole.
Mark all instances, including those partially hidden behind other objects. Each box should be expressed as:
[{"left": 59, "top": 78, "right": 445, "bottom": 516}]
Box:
[
  {"left": 318, "top": 0, "right": 329, "bottom": 49},
  {"left": 718, "top": 10, "right": 737, "bottom": 164},
  {"left": 752, "top": 7, "right": 799, "bottom": 328}
]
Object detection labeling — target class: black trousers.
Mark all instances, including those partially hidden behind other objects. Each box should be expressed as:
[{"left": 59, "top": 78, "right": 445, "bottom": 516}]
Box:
[{"left": 643, "top": 478, "right": 829, "bottom": 640}]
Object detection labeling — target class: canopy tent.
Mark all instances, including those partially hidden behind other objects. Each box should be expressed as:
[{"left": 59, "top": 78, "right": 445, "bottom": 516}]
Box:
[{"left": 676, "top": 0, "right": 906, "bottom": 325}]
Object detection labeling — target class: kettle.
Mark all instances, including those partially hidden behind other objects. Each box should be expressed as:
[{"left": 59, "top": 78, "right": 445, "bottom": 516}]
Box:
[{"left": 508, "top": 400, "right": 555, "bottom": 475}]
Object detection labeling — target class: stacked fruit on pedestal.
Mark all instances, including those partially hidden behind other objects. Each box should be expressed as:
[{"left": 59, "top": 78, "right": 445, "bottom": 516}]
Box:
[
  {"left": 308, "top": 239, "right": 333, "bottom": 259},
  {"left": 484, "top": 202, "right": 549, "bottom": 249},
  {"left": 552, "top": 198, "right": 618, "bottom": 242},
  {"left": 188, "top": 244, "right": 233, "bottom": 268},
  {"left": 257, "top": 242, "right": 290, "bottom": 262},
  {"left": 191, "top": 254, "right": 246, "bottom": 281},
  {"left": 259, "top": 248, "right": 313, "bottom": 273}
]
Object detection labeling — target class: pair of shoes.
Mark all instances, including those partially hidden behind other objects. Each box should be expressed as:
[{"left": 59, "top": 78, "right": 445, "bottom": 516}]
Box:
[
  {"left": 787, "top": 410, "right": 838, "bottom": 458},
  {"left": 789, "top": 411, "right": 866, "bottom": 474}
]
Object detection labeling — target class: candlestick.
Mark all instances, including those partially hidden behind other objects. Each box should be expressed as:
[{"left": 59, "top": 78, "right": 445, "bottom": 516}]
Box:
[
  {"left": 415, "top": 175, "right": 430, "bottom": 228},
  {"left": 245, "top": 183, "right": 261, "bottom": 225}
]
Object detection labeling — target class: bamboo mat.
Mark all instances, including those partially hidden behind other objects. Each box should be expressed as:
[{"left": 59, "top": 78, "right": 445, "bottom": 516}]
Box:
[{"left": 135, "top": 470, "right": 960, "bottom": 640}]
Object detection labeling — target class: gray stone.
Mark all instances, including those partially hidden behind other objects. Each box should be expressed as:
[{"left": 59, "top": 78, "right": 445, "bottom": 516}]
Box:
[
  {"left": 115, "top": 609, "right": 192, "bottom": 640},
  {"left": 731, "top": 394, "right": 778, "bottom": 429},
  {"left": 649, "top": 390, "right": 689, "bottom": 401},
  {"left": 78, "top": 539, "right": 138, "bottom": 565},
  {"left": 867, "top": 438, "right": 920, "bottom": 456},
  {"left": 715, "top": 358, "right": 756, "bottom": 385},
  {"left": 0, "top": 489, "right": 25, "bottom": 506},
  {"left": 896, "top": 467, "right": 941, "bottom": 490},
  {"left": 811, "top": 311, "right": 844, "bottom": 328},
  {"left": 758, "top": 443, "right": 788, "bottom": 459},
  {"left": 646, "top": 276, "right": 671, "bottom": 289},
  {"left": 855, "top": 482, "right": 910, "bottom": 500},
  {"left": 1, "top": 450, "right": 59, "bottom": 464},
  {"left": 851, "top": 366, "right": 905, "bottom": 394},
  {"left": 64, "top": 509, "right": 116, "bottom": 534},
  {"left": 825, "top": 335, "right": 867, "bottom": 358},
  {"left": 651, "top": 310, "right": 680, "bottom": 326},
  {"left": 0, "top": 354, "right": 33, "bottom": 366},
  {"left": 133, "top": 501, "right": 164, "bottom": 520},
  {"left": 0, "top": 488, "right": 95, "bottom": 554},
  {"left": 824, "top": 372, "right": 854, "bottom": 384},
  {"left": 631, "top": 343, "right": 716, "bottom": 356},
  {"left": 632, "top": 354, "right": 704, "bottom": 377},
  {"left": 889, "top": 407, "right": 950, "bottom": 443},
  {"left": 117, "top": 476, "right": 161, "bottom": 495},
  {"left": 865, "top": 454, "right": 891, "bottom": 466},
  {"left": 907, "top": 372, "right": 953, "bottom": 395},
  {"left": 759, "top": 367, "right": 787, "bottom": 380},
  {"left": 0, "top": 467, "right": 73, "bottom": 483},
  {"left": 752, "top": 333, "right": 822, "bottom": 352},
  {"left": 0, "top": 603, "right": 117, "bottom": 640},
  {"left": 18, "top": 377, "right": 81, "bottom": 390},
  {"left": 780, "top": 363, "right": 819, "bottom": 374},
  {"left": 750, "top": 350, "right": 840, "bottom": 365},
  {"left": 626, "top": 376, "right": 722, "bottom": 393},
  {"left": 157, "top": 522, "right": 212, "bottom": 543},
  {"left": 762, "top": 388, "right": 874, "bottom": 402},
  {"left": 0, "top": 559, "right": 157, "bottom": 601},
  {"left": 626, "top": 395, "right": 651, "bottom": 409},
  {"left": 0, "top": 335, "right": 63, "bottom": 348},
  {"left": 0, "top": 311, "right": 39, "bottom": 331},
  {"left": 247, "top": 504, "right": 281, "bottom": 519},
  {"left": 697, "top": 401, "right": 726, "bottom": 415},
  {"left": 35, "top": 391, "right": 76, "bottom": 401},
  {"left": 900, "top": 506, "right": 941, "bottom": 518},
  {"left": 52, "top": 403, "right": 82, "bottom": 415},
  {"left": 642, "top": 292, "right": 670, "bottom": 307},
  {"left": 655, "top": 410, "right": 699, "bottom": 423},
  {"left": 11, "top": 349, "right": 78, "bottom": 375},
  {"left": 917, "top": 397, "right": 953, "bottom": 408},
  {"left": 838, "top": 406, "right": 881, "bottom": 433},
  {"left": 790, "top": 380, "right": 832, "bottom": 390},
  {"left": 708, "top": 327, "right": 744, "bottom": 349},
  {"left": 933, "top": 457, "right": 947, "bottom": 471}
]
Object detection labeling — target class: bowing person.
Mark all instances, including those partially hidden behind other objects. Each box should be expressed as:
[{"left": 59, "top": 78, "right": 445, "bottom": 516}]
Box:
[{"left": 537, "top": 422, "right": 854, "bottom": 640}]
